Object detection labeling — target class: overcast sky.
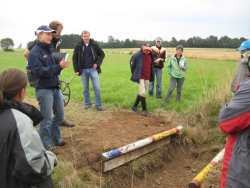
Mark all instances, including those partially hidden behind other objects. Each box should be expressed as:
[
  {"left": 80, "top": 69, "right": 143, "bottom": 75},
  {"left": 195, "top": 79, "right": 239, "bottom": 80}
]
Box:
[{"left": 1, "top": 0, "right": 250, "bottom": 48}]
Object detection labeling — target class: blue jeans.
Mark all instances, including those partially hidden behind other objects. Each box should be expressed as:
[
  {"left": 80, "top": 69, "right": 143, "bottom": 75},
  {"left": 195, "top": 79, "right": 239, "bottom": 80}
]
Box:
[
  {"left": 149, "top": 68, "right": 162, "bottom": 98},
  {"left": 81, "top": 68, "right": 102, "bottom": 108},
  {"left": 35, "top": 88, "right": 64, "bottom": 149}
]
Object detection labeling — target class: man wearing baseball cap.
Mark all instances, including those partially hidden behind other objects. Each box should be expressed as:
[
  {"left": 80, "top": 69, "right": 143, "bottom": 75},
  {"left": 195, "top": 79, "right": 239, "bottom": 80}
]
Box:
[
  {"left": 231, "top": 40, "right": 250, "bottom": 93},
  {"left": 130, "top": 41, "right": 154, "bottom": 116}
]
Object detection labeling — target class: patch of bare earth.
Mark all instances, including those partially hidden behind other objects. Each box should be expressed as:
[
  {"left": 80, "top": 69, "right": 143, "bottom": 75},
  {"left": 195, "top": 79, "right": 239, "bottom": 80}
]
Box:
[{"left": 24, "top": 97, "right": 222, "bottom": 188}]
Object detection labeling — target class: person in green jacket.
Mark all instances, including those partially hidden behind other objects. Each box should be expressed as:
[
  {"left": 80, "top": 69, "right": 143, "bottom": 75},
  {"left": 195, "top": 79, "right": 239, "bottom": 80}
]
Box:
[{"left": 162, "top": 45, "right": 188, "bottom": 106}]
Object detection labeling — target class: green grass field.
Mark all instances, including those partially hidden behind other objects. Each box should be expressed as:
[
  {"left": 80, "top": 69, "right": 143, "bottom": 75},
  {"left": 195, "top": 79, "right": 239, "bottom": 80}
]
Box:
[
  {"left": 0, "top": 48, "right": 236, "bottom": 187},
  {"left": 0, "top": 48, "right": 236, "bottom": 113}
]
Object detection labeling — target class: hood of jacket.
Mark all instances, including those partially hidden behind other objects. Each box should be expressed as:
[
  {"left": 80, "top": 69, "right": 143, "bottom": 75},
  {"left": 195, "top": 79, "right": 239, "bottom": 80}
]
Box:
[{"left": 3, "top": 98, "right": 43, "bottom": 126}]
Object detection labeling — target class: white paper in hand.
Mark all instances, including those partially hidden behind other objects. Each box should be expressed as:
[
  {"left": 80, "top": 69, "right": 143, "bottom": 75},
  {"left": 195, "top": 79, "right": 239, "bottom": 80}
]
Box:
[{"left": 180, "top": 61, "right": 185, "bottom": 66}]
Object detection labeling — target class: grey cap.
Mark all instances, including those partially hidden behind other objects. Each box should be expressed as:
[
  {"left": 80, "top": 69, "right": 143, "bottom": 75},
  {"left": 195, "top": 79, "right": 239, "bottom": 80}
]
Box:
[
  {"left": 142, "top": 41, "right": 151, "bottom": 50},
  {"left": 155, "top": 37, "right": 163, "bottom": 42},
  {"left": 142, "top": 41, "right": 150, "bottom": 47}
]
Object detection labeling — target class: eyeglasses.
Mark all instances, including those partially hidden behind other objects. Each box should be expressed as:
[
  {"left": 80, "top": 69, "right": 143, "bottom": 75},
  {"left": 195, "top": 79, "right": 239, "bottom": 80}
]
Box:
[{"left": 156, "top": 41, "right": 161, "bottom": 42}]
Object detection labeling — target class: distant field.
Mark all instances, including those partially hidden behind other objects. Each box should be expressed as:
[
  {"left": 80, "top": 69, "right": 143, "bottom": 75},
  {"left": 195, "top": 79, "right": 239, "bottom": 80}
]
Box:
[
  {"left": 102, "top": 48, "right": 240, "bottom": 61},
  {"left": 0, "top": 48, "right": 237, "bottom": 113}
]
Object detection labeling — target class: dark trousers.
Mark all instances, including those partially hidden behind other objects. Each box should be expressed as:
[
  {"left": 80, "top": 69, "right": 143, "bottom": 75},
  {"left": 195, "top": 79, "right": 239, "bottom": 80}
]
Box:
[{"left": 164, "top": 76, "right": 185, "bottom": 103}]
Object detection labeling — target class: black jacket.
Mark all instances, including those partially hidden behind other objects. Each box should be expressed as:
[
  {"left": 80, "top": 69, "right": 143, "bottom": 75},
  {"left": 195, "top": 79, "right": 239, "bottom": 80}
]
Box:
[
  {"left": 0, "top": 99, "right": 56, "bottom": 188},
  {"left": 51, "top": 38, "right": 62, "bottom": 52},
  {"left": 130, "top": 49, "right": 154, "bottom": 83},
  {"left": 151, "top": 45, "right": 167, "bottom": 69},
  {"left": 3, "top": 98, "right": 43, "bottom": 126},
  {"left": 27, "top": 41, "right": 62, "bottom": 88},
  {"left": 72, "top": 39, "right": 105, "bottom": 75}
]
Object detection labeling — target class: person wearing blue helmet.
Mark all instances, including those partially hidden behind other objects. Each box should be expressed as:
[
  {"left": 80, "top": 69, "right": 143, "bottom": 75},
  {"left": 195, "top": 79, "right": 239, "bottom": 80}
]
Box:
[{"left": 231, "top": 40, "right": 250, "bottom": 93}]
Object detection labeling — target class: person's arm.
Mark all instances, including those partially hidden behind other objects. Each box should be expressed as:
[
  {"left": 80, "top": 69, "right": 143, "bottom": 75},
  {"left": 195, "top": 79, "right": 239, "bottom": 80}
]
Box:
[
  {"left": 28, "top": 53, "right": 62, "bottom": 78},
  {"left": 72, "top": 45, "right": 80, "bottom": 75},
  {"left": 183, "top": 58, "right": 188, "bottom": 71},
  {"left": 24, "top": 41, "right": 36, "bottom": 59},
  {"left": 130, "top": 54, "right": 136, "bottom": 74},
  {"left": 94, "top": 44, "right": 105, "bottom": 66},
  {"left": 23, "top": 49, "right": 30, "bottom": 59},
  {"left": 167, "top": 58, "right": 172, "bottom": 75},
  {"left": 164, "top": 49, "right": 167, "bottom": 62},
  {"left": 219, "top": 79, "right": 250, "bottom": 134},
  {"left": 12, "top": 109, "right": 57, "bottom": 183},
  {"left": 159, "top": 48, "right": 167, "bottom": 63}
]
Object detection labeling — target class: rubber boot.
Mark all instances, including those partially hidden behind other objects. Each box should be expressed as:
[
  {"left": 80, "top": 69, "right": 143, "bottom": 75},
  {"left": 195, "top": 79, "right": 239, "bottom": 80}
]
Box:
[
  {"left": 140, "top": 96, "right": 147, "bottom": 116},
  {"left": 131, "top": 95, "right": 140, "bottom": 113}
]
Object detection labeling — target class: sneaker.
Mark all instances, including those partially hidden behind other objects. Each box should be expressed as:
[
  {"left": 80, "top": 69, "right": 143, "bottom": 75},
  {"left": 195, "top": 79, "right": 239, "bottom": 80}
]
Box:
[
  {"left": 131, "top": 106, "right": 139, "bottom": 113},
  {"left": 54, "top": 140, "right": 67, "bottom": 146},
  {"left": 96, "top": 107, "right": 105, "bottom": 111},
  {"left": 141, "top": 111, "right": 147, "bottom": 116},
  {"left": 85, "top": 106, "right": 91, "bottom": 110},
  {"left": 61, "top": 120, "right": 75, "bottom": 127}
]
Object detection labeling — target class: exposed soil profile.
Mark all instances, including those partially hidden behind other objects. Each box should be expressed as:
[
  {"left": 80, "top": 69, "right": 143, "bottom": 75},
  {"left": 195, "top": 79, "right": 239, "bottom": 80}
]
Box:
[{"left": 25, "top": 98, "right": 222, "bottom": 188}]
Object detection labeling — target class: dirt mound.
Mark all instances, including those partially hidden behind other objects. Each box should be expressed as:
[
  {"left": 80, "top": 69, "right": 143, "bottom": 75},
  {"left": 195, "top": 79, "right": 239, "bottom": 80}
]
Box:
[{"left": 24, "top": 98, "right": 222, "bottom": 187}]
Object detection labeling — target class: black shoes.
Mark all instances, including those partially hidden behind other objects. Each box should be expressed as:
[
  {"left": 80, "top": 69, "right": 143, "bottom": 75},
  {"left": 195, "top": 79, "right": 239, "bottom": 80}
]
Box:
[
  {"left": 61, "top": 120, "right": 75, "bottom": 127},
  {"left": 131, "top": 106, "right": 139, "bottom": 113},
  {"left": 54, "top": 140, "right": 67, "bottom": 146}
]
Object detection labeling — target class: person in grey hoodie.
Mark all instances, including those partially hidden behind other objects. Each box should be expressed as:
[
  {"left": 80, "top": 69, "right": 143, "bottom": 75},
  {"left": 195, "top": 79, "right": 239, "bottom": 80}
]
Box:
[{"left": 231, "top": 40, "right": 250, "bottom": 94}]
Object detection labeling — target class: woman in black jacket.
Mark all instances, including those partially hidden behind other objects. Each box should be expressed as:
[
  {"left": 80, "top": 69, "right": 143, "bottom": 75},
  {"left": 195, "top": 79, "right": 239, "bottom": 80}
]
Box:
[{"left": 0, "top": 68, "right": 57, "bottom": 188}]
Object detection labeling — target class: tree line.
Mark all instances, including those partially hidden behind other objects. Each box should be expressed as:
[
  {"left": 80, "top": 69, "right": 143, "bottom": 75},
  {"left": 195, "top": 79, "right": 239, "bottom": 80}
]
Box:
[
  {"left": 57, "top": 35, "right": 248, "bottom": 49},
  {"left": 0, "top": 35, "right": 248, "bottom": 51}
]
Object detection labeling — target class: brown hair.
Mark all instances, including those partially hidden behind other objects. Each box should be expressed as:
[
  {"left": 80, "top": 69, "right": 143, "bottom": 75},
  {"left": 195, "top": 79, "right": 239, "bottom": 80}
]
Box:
[
  {"left": 49, "top": 20, "right": 63, "bottom": 30},
  {"left": 81, "top": 30, "right": 90, "bottom": 36},
  {"left": 176, "top": 45, "right": 184, "bottom": 52},
  {"left": 0, "top": 68, "right": 27, "bottom": 112}
]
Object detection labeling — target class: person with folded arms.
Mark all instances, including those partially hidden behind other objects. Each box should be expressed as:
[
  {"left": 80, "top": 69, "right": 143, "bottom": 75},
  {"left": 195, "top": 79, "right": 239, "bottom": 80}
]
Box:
[{"left": 149, "top": 37, "right": 167, "bottom": 99}]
